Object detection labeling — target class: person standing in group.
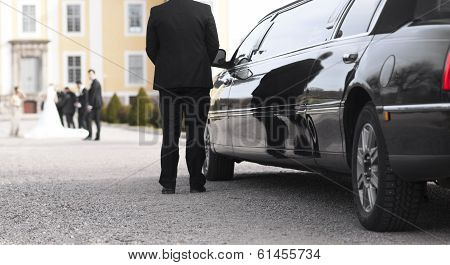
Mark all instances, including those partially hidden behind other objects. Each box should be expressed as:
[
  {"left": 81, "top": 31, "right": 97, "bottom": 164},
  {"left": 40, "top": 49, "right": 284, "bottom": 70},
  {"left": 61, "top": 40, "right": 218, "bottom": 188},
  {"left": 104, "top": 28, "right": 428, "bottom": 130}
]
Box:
[
  {"left": 146, "top": 0, "right": 219, "bottom": 194},
  {"left": 56, "top": 89, "right": 65, "bottom": 126},
  {"left": 62, "top": 87, "right": 77, "bottom": 128},
  {"left": 9, "top": 87, "right": 26, "bottom": 138},
  {"left": 84, "top": 69, "right": 103, "bottom": 141},
  {"left": 75, "top": 81, "right": 88, "bottom": 129}
]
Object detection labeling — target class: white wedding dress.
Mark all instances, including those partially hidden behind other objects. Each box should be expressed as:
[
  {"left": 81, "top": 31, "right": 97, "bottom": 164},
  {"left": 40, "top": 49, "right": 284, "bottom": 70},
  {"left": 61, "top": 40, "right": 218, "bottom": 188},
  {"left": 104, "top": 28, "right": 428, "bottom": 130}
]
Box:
[{"left": 25, "top": 86, "right": 88, "bottom": 139}]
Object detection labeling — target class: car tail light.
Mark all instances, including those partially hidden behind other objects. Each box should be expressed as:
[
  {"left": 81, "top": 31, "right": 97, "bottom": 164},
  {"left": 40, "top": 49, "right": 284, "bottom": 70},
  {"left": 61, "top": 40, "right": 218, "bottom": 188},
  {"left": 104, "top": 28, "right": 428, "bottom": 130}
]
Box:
[{"left": 444, "top": 53, "right": 450, "bottom": 91}]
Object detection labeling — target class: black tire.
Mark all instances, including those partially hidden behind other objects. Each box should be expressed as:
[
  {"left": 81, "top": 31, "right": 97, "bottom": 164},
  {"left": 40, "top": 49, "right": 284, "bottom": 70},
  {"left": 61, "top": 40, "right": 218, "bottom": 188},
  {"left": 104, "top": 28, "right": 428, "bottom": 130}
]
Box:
[
  {"left": 351, "top": 103, "right": 426, "bottom": 232},
  {"left": 203, "top": 126, "right": 235, "bottom": 181}
]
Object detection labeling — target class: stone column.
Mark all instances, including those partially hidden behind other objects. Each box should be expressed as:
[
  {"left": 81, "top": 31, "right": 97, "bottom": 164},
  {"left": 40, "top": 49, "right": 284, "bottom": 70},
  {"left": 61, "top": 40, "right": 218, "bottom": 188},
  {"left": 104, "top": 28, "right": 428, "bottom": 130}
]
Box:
[
  {"left": 41, "top": 43, "right": 48, "bottom": 92},
  {"left": 12, "top": 44, "right": 20, "bottom": 88}
]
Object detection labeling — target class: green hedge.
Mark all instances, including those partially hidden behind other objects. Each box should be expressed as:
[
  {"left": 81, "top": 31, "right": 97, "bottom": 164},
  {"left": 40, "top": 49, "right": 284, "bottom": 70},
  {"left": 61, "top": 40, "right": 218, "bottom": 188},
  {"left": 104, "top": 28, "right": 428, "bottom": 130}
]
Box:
[
  {"left": 128, "top": 88, "right": 161, "bottom": 128},
  {"left": 101, "top": 106, "right": 108, "bottom": 122},
  {"left": 118, "top": 105, "right": 130, "bottom": 124},
  {"left": 147, "top": 100, "right": 161, "bottom": 128},
  {"left": 106, "top": 94, "right": 122, "bottom": 123},
  {"left": 98, "top": 89, "right": 160, "bottom": 127}
]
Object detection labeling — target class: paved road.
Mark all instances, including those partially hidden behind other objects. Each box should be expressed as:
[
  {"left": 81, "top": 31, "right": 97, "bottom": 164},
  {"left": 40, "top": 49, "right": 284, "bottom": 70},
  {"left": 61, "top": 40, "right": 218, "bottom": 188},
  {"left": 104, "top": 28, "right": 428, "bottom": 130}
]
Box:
[{"left": 1, "top": 119, "right": 450, "bottom": 245}]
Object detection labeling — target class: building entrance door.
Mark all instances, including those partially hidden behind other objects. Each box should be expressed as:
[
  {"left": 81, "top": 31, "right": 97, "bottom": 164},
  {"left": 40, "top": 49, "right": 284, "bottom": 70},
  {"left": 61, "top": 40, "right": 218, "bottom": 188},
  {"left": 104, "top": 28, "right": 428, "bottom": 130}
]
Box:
[{"left": 20, "top": 57, "right": 41, "bottom": 94}]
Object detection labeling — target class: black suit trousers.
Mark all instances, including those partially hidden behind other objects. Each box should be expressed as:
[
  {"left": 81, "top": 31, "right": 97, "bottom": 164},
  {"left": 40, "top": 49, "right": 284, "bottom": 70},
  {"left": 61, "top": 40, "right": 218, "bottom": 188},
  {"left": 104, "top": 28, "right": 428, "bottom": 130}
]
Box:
[
  {"left": 65, "top": 112, "right": 75, "bottom": 128},
  {"left": 159, "top": 88, "right": 210, "bottom": 189},
  {"left": 86, "top": 108, "right": 101, "bottom": 138},
  {"left": 78, "top": 109, "right": 86, "bottom": 129}
]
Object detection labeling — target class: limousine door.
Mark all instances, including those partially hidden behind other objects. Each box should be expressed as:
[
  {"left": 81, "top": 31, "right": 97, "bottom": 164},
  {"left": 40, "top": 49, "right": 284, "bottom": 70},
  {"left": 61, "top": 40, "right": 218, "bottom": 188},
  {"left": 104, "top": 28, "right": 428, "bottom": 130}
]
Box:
[
  {"left": 240, "top": 0, "right": 351, "bottom": 167},
  {"left": 208, "top": 71, "right": 234, "bottom": 155},
  {"left": 228, "top": 43, "right": 319, "bottom": 164},
  {"left": 306, "top": 0, "right": 382, "bottom": 172},
  {"left": 228, "top": 55, "right": 317, "bottom": 164},
  {"left": 225, "top": 18, "right": 275, "bottom": 161},
  {"left": 228, "top": 65, "right": 268, "bottom": 156}
]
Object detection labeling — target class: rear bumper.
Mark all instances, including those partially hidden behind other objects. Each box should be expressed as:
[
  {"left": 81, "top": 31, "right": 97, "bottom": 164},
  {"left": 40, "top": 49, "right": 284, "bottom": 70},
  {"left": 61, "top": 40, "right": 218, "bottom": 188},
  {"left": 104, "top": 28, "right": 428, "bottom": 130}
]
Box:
[
  {"left": 389, "top": 155, "right": 450, "bottom": 181},
  {"left": 379, "top": 103, "right": 450, "bottom": 181}
]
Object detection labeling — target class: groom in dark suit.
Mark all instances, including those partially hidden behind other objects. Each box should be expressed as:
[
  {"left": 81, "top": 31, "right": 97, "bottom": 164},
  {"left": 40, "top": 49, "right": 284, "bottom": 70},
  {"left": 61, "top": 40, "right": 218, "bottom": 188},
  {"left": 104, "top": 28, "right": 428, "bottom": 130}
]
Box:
[
  {"left": 146, "top": 0, "right": 219, "bottom": 194},
  {"left": 84, "top": 69, "right": 103, "bottom": 141}
]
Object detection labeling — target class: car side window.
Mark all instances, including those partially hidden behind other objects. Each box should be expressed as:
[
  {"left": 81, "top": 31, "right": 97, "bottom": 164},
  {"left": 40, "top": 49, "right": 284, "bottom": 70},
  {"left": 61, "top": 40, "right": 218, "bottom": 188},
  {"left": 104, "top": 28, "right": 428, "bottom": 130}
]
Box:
[
  {"left": 253, "top": 0, "right": 350, "bottom": 62},
  {"left": 336, "top": 0, "right": 382, "bottom": 38},
  {"left": 232, "top": 18, "right": 272, "bottom": 65},
  {"left": 327, "top": 0, "right": 350, "bottom": 25}
]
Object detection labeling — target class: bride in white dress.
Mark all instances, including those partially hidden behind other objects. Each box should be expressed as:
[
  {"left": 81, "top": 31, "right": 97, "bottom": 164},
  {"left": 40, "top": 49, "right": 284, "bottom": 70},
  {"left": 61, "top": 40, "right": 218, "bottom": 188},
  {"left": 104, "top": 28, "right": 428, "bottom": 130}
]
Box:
[{"left": 25, "top": 85, "right": 88, "bottom": 139}]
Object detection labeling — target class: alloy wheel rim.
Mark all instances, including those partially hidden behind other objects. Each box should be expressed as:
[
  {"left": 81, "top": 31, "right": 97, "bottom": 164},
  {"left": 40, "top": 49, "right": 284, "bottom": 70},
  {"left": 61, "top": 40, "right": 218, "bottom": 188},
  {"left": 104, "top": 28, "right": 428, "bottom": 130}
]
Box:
[{"left": 356, "top": 123, "right": 379, "bottom": 213}]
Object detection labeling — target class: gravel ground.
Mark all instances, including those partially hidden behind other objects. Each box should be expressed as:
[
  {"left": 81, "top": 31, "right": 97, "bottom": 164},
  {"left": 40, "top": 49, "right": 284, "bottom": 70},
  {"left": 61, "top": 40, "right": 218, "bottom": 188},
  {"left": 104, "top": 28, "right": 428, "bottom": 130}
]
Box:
[{"left": 1, "top": 118, "right": 450, "bottom": 245}]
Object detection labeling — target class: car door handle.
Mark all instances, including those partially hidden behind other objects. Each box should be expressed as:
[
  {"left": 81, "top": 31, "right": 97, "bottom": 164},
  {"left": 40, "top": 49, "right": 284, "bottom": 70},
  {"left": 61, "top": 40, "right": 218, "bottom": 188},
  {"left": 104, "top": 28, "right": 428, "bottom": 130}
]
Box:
[{"left": 342, "top": 53, "right": 358, "bottom": 64}]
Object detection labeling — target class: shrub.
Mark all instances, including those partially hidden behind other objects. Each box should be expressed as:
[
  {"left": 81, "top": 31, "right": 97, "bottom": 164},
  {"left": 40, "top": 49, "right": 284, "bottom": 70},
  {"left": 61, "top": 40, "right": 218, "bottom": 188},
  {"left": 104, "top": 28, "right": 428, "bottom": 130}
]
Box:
[
  {"left": 101, "top": 105, "right": 108, "bottom": 122},
  {"left": 128, "top": 88, "right": 162, "bottom": 128},
  {"left": 106, "top": 93, "right": 122, "bottom": 123},
  {"left": 118, "top": 105, "right": 130, "bottom": 124},
  {"left": 129, "top": 88, "right": 150, "bottom": 126},
  {"left": 147, "top": 100, "right": 161, "bottom": 128}
]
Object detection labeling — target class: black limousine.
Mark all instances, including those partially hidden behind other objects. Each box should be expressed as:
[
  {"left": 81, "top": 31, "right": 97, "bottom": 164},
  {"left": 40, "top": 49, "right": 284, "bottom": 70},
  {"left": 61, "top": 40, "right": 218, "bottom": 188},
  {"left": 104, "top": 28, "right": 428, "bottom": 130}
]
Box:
[{"left": 204, "top": 0, "right": 450, "bottom": 232}]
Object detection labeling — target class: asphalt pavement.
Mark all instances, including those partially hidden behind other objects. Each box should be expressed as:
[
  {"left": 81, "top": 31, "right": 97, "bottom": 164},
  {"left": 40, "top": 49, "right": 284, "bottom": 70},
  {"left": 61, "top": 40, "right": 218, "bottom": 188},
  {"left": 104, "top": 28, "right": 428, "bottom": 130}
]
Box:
[{"left": 1, "top": 118, "right": 449, "bottom": 245}]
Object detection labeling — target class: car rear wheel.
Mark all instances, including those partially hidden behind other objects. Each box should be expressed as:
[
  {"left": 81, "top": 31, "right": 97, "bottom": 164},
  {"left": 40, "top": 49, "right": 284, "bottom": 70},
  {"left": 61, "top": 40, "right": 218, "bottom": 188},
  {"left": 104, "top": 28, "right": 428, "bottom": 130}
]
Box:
[
  {"left": 352, "top": 103, "right": 426, "bottom": 232},
  {"left": 203, "top": 126, "right": 235, "bottom": 181}
]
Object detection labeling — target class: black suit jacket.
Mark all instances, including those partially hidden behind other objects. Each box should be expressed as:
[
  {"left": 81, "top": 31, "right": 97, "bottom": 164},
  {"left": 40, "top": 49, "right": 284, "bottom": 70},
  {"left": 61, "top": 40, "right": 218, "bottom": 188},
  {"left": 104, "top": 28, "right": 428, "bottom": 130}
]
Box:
[
  {"left": 62, "top": 91, "right": 76, "bottom": 115},
  {"left": 78, "top": 89, "right": 88, "bottom": 109},
  {"left": 146, "top": 0, "right": 220, "bottom": 90},
  {"left": 56, "top": 91, "right": 65, "bottom": 111},
  {"left": 88, "top": 79, "right": 103, "bottom": 110}
]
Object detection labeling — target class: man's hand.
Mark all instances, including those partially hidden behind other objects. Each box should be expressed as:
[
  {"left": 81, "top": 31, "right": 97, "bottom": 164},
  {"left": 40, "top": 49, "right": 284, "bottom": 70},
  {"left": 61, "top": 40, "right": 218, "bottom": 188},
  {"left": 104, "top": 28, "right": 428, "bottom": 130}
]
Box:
[{"left": 87, "top": 105, "right": 93, "bottom": 112}]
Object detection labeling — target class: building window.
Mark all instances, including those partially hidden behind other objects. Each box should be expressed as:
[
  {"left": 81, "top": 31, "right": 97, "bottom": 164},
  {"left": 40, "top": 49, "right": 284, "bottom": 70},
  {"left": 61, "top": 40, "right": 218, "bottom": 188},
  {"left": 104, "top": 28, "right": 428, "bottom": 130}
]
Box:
[
  {"left": 125, "top": 1, "right": 146, "bottom": 35},
  {"left": 22, "top": 5, "right": 36, "bottom": 33},
  {"left": 66, "top": 4, "right": 81, "bottom": 33},
  {"left": 126, "top": 53, "right": 146, "bottom": 86},
  {"left": 67, "top": 56, "right": 82, "bottom": 84}
]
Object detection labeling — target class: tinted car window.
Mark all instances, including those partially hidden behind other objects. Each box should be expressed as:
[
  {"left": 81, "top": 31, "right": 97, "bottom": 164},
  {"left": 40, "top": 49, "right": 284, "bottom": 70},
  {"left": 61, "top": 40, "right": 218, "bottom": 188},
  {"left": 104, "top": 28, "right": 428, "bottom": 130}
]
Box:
[
  {"left": 337, "top": 0, "right": 382, "bottom": 38},
  {"left": 253, "top": 0, "right": 349, "bottom": 61},
  {"left": 415, "top": 0, "right": 450, "bottom": 21},
  {"left": 232, "top": 18, "right": 272, "bottom": 65}
]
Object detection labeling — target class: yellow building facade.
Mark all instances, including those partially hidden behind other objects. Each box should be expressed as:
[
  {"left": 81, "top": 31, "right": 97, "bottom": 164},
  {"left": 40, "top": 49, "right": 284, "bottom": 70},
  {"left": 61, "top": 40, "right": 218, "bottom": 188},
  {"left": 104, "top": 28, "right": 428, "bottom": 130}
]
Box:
[{"left": 0, "top": 0, "right": 229, "bottom": 110}]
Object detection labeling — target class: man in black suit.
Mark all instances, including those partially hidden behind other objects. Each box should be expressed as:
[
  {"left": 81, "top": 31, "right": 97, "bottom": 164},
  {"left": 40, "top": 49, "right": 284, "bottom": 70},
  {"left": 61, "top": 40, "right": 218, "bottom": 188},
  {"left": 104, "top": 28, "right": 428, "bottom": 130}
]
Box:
[
  {"left": 56, "top": 90, "right": 65, "bottom": 126},
  {"left": 84, "top": 69, "right": 103, "bottom": 141},
  {"left": 146, "top": 0, "right": 219, "bottom": 194},
  {"left": 62, "top": 87, "right": 77, "bottom": 128},
  {"left": 75, "top": 81, "right": 88, "bottom": 129}
]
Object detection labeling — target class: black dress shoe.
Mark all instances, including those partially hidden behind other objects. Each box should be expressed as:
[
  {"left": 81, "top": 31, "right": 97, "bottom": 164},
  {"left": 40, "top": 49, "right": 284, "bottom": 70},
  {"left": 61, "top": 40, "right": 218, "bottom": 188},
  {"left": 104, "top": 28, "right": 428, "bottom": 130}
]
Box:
[
  {"left": 83, "top": 136, "right": 92, "bottom": 141},
  {"left": 162, "top": 188, "right": 176, "bottom": 194},
  {"left": 94, "top": 137, "right": 100, "bottom": 141},
  {"left": 190, "top": 187, "right": 206, "bottom": 193}
]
